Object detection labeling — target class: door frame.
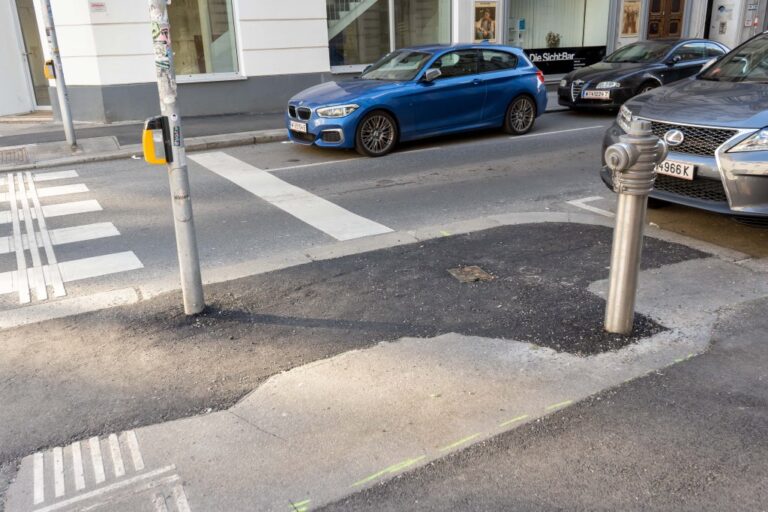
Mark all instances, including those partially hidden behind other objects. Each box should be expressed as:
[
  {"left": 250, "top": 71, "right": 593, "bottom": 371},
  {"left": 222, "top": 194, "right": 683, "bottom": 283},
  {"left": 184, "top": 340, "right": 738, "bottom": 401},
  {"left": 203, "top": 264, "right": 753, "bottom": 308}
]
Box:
[{"left": 9, "top": 0, "right": 49, "bottom": 111}]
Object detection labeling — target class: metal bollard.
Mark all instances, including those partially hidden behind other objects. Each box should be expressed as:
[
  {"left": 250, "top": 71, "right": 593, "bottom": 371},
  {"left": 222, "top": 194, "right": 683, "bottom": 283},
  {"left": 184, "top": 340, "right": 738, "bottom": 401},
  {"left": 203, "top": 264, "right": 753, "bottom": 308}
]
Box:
[{"left": 603, "top": 119, "right": 668, "bottom": 335}]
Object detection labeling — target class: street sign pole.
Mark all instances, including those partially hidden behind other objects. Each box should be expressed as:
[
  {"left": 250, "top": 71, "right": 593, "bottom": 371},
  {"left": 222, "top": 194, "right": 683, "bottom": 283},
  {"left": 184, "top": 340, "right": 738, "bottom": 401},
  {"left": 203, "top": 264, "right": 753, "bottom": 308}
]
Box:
[
  {"left": 148, "top": 0, "right": 205, "bottom": 315},
  {"left": 41, "top": 0, "right": 76, "bottom": 148}
]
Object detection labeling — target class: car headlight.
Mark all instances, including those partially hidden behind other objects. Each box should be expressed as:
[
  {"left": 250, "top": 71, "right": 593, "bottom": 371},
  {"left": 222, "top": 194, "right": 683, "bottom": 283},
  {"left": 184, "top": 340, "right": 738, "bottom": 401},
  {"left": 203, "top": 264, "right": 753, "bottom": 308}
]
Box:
[
  {"left": 316, "top": 104, "right": 359, "bottom": 118},
  {"left": 729, "top": 128, "right": 768, "bottom": 152},
  {"left": 617, "top": 105, "right": 633, "bottom": 132},
  {"left": 596, "top": 81, "right": 621, "bottom": 89},
  {"left": 560, "top": 78, "right": 568, "bottom": 87}
]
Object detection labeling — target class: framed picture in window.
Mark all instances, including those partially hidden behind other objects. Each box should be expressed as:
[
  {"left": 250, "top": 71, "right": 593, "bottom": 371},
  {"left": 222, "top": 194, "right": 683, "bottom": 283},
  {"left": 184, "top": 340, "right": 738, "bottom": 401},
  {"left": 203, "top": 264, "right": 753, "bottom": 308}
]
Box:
[
  {"left": 474, "top": 1, "right": 498, "bottom": 43},
  {"left": 621, "top": 0, "right": 641, "bottom": 37}
]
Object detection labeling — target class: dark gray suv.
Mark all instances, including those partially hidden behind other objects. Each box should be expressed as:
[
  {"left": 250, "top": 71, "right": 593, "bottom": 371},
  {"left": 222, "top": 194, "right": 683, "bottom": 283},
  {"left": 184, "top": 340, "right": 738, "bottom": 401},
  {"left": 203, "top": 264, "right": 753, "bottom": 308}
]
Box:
[{"left": 601, "top": 32, "right": 768, "bottom": 222}]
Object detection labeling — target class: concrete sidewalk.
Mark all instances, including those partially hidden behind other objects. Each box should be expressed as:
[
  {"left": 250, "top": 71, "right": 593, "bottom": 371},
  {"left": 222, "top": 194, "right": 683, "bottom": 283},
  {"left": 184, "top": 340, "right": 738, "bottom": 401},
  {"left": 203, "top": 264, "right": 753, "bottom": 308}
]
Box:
[
  {"left": 0, "top": 92, "right": 567, "bottom": 172},
  {"left": 3, "top": 216, "right": 766, "bottom": 512}
]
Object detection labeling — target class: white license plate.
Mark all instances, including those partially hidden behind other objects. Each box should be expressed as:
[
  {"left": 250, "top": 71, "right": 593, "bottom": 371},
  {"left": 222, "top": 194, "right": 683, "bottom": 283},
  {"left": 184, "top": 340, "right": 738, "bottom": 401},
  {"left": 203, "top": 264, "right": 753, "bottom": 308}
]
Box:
[
  {"left": 655, "top": 159, "right": 695, "bottom": 181},
  {"left": 582, "top": 90, "right": 611, "bottom": 99},
  {"left": 290, "top": 120, "right": 307, "bottom": 133}
]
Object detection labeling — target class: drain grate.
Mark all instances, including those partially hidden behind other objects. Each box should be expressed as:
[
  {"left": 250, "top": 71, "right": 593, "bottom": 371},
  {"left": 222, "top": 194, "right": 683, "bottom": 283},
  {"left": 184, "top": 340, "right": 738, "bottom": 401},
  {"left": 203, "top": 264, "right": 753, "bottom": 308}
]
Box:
[
  {"left": 0, "top": 147, "right": 29, "bottom": 166},
  {"left": 448, "top": 265, "right": 495, "bottom": 283}
]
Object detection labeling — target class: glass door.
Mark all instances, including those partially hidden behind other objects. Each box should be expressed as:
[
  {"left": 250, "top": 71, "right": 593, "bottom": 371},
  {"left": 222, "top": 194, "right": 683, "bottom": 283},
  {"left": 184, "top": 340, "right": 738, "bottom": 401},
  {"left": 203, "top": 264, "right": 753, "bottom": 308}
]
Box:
[{"left": 15, "top": 0, "right": 50, "bottom": 107}]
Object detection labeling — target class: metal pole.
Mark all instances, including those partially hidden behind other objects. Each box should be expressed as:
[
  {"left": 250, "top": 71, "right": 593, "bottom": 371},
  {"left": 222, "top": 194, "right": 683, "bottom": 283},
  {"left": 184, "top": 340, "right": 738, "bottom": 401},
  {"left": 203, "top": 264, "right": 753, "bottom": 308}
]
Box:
[
  {"left": 148, "top": 0, "right": 205, "bottom": 315},
  {"left": 41, "top": 0, "right": 76, "bottom": 148},
  {"left": 603, "top": 119, "right": 667, "bottom": 334}
]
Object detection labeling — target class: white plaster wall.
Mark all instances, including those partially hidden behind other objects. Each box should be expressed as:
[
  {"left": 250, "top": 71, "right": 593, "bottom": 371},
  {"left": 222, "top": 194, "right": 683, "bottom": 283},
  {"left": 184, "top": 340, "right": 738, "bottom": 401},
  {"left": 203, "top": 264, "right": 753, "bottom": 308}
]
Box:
[
  {"left": 236, "top": 0, "right": 331, "bottom": 76},
  {"left": 0, "top": 0, "right": 35, "bottom": 115}
]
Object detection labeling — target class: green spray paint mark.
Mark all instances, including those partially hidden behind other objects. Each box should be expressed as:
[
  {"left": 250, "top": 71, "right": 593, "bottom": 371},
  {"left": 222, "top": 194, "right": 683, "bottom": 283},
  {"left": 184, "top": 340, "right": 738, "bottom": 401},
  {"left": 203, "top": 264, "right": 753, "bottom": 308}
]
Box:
[
  {"left": 439, "top": 433, "right": 481, "bottom": 452},
  {"left": 545, "top": 400, "right": 573, "bottom": 411},
  {"left": 499, "top": 414, "right": 530, "bottom": 428},
  {"left": 352, "top": 456, "right": 426, "bottom": 487},
  {"left": 290, "top": 499, "right": 311, "bottom": 512}
]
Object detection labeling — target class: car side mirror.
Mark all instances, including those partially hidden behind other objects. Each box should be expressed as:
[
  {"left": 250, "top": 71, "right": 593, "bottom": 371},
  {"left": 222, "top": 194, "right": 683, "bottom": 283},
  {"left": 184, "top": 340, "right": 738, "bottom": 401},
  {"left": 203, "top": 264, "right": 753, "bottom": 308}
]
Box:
[
  {"left": 666, "top": 55, "right": 682, "bottom": 66},
  {"left": 422, "top": 68, "right": 441, "bottom": 82}
]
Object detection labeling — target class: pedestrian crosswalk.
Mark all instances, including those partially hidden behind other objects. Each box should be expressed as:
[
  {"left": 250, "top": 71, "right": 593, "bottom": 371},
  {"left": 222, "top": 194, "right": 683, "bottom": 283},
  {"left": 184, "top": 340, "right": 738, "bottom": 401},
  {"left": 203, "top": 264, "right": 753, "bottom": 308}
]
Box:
[{"left": 0, "top": 170, "right": 143, "bottom": 306}]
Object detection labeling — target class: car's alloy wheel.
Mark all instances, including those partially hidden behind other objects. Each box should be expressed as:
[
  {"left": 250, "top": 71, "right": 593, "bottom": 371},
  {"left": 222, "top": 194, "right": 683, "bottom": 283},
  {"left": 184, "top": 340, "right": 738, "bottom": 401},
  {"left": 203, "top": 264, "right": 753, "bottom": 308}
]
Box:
[
  {"left": 505, "top": 96, "right": 536, "bottom": 135},
  {"left": 639, "top": 83, "right": 658, "bottom": 94},
  {"left": 356, "top": 112, "right": 397, "bottom": 157}
]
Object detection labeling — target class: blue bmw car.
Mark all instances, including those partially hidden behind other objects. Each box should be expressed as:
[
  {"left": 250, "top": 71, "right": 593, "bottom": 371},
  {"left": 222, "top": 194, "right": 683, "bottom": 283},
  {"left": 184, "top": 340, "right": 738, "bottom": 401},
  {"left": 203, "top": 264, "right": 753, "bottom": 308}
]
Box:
[{"left": 286, "top": 44, "right": 548, "bottom": 157}]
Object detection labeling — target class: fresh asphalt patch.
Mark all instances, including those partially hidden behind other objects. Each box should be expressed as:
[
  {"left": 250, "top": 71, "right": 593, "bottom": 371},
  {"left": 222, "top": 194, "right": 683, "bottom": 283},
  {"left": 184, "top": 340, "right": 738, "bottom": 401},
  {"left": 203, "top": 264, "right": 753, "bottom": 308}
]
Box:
[
  {"left": 320, "top": 297, "right": 768, "bottom": 512},
  {"left": 0, "top": 224, "right": 705, "bottom": 479}
]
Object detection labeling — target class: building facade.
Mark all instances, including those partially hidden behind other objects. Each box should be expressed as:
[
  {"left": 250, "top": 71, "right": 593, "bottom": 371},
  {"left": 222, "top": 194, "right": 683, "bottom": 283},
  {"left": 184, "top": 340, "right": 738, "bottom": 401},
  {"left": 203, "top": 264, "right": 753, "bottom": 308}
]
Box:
[{"left": 1, "top": 0, "right": 766, "bottom": 122}]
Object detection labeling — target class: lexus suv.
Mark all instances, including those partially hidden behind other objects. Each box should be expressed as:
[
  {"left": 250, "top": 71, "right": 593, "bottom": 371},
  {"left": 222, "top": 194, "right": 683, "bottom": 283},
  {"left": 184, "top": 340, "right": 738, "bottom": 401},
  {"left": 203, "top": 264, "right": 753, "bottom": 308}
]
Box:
[{"left": 601, "top": 32, "right": 768, "bottom": 222}]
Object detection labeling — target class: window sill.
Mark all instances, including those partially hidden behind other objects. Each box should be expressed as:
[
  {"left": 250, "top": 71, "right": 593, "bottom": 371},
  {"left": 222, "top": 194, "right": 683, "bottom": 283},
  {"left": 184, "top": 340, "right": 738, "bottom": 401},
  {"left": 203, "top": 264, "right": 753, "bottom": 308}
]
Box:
[{"left": 176, "top": 73, "right": 247, "bottom": 84}]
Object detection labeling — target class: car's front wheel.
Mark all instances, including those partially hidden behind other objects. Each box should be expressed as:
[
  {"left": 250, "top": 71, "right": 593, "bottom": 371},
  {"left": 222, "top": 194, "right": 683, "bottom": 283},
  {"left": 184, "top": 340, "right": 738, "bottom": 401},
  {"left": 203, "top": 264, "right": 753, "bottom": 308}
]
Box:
[
  {"left": 355, "top": 111, "right": 398, "bottom": 157},
  {"left": 504, "top": 95, "right": 536, "bottom": 135}
]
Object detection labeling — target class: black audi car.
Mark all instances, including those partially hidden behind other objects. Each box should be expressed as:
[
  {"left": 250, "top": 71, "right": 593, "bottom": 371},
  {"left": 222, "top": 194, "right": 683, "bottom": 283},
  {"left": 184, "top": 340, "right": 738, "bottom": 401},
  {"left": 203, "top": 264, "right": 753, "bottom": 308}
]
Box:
[{"left": 558, "top": 39, "right": 729, "bottom": 111}]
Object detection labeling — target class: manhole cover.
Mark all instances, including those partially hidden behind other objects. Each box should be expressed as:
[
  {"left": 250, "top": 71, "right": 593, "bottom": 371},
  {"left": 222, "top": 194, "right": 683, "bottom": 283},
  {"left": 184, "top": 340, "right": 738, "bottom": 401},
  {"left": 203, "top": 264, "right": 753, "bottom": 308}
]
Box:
[
  {"left": 447, "top": 265, "right": 495, "bottom": 283},
  {"left": 0, "top": 147, "right": 28, "bottom": 165}
]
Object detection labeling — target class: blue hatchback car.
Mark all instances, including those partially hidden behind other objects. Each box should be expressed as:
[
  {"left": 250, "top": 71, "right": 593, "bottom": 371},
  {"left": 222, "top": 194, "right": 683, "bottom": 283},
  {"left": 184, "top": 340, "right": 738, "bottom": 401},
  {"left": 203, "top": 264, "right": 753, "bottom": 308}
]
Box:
[{"left": 286, "top": 44, "right": 547, "bottom": 156}]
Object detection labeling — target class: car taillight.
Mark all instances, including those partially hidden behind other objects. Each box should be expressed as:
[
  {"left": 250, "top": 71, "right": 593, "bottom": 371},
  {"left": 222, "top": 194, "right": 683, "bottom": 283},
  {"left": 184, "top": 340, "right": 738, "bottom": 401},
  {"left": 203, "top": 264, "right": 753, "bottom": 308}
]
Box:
[{"left": 536, "top": 70, "right": 545, "bottom": 85}]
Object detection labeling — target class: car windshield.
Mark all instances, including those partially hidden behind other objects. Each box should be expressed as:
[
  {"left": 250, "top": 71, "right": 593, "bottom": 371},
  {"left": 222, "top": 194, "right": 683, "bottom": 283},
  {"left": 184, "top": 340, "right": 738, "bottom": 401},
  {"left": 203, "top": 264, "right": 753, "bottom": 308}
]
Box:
[
  {"left": 604, "top": 41, "right": 674, "bottom": 63},
  {"left": 360, "top": 50, "right": 432, "bottom": 81},
  {"left": 700, "top": 35, "right": 768, "bottom": 83}
]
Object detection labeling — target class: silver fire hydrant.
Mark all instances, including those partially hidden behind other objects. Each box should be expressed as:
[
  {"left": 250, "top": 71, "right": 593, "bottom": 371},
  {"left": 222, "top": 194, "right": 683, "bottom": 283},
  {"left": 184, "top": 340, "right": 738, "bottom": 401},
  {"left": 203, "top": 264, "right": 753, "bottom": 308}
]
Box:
[{"left": 603, "top": 119, "right": 668, "bottom": 335}]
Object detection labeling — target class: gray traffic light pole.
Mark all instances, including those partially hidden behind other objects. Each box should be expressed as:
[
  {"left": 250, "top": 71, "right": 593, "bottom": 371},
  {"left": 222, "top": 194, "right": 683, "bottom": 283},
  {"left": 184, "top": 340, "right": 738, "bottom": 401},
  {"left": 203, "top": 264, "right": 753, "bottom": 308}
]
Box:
[
  {"left": 41, "top": 0, "right": 76, "bottom": 148},
  {"left": 148, "top": 0, "right": 205, "bottom": 315}
]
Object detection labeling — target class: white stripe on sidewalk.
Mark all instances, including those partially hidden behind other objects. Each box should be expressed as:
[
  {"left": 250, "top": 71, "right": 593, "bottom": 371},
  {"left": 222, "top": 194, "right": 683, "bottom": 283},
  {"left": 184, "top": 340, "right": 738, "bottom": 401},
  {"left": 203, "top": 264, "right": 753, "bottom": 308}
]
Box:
[
  {"left": 173, "top": 485, "right": 192, "bottom": 512},
  {"left": 0, "top": 252, "right": 143, "bottom": 297},
  {"left": 108, "top": 433, "right": 125, "bottom": 477},
  {"left": 124, "top": 430, "right": 145, "bottom": 472},
  {"left": 89, "top": 437, "right": 106, "bottom": 484},
  {"left": 26, "top": 172, "right": 66, "bottom": 297},
  {"left": 16, "top": 173, "right": 47, "bottom": 301},
  {"left": 53, "top": 447, "right": 65, "bottom": 497},
  {"left": 8, "top": 173, "right": 30, "bottom": 304},
  {"left": 71, "top": 441, "right": 86, "bottom": 491},
  {"left": 33, "top": 452, "right": 44, "bottom": 504},
  {"left": 0, "top": 200, "right": 103, "bottom": 226},
  {"left": 0, "top": 183, "right": 88, "bottom": 203},
  {"left": 191, "top": 152, "right": 392, "bottom": 241}
]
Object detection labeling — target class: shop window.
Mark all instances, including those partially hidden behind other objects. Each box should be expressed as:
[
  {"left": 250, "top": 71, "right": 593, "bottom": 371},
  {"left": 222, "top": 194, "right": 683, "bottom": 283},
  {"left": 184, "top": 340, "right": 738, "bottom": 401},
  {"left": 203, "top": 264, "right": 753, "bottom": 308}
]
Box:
[
  {"left": 507, "top": 0, "right": 610, "bottom": 49},
  {"left": 327, "top": 0, "right": 451, "bottom": 70},
  {"left": 168, "top": 0, "right": 238, "bottom": 76}
]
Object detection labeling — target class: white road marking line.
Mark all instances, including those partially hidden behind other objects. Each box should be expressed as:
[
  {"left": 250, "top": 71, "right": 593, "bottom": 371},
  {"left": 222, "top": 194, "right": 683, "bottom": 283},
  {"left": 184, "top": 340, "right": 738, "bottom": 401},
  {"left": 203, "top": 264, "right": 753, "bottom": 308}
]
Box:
[
  {"left": 191, "top": 152, "right": 392, "bottom": 241},
  {"left": 53, "top": 447, "right": 65, "bottom": 497},
  {"left": 58, "top": 251, "right": 143, "bottom": 283},
  {"left": 0, "top": 171, "right": 78, "bottom": 186},
  {"left": 0, "top": 200, "right": 103, "bottom": 226},
  {"left": 33, "top": 452, "right": 44, "bottom": 505},
  {"left": 17, "top": 174, "right": 48, "bottom": 301},
  {"left": 48, "top": 222, "right": 120, "bottom": 247},
  {"left": 124, "top": 430, "right": 145, "bottom": 472},
  {"left": 567, "top": 196, "right": 615, "bottom": 218},
  {"left": 510, "top": 125, "right": 607, "bottom": 140},
  {"left": 89, "top": 437, "right": 106, "bottom": 484},
  {"left": 172, "top": 485, "right": 192, "bottom": 512},
  {"left": 399, "top": 146, "right": 443, "bottom": 155},
  {"left": 266, "top": 157, "right": 358, "bottom": 173},
  {"left": 8, "top": 173, "right": 30, "bottom": 304},
  {"left": 32, "top": 170, "right": 79, "bottom": 182},
  {"left": 70, "top": 441, "right": 85, "bottom": 491},
  {"left": 108, "top": 433, "right": 125, "bottom": 477},
  {"left": 25, "top": 172, "right": 66, "bottom": 297},
  {"left": 0, "top": 184, "right": 89, "bottom": 202},
  {"left": 0, "top": 222, "right": 120, "bottom": 256},
  {"left": 31, "top": 466, "right": 177, "bottom": 512}
]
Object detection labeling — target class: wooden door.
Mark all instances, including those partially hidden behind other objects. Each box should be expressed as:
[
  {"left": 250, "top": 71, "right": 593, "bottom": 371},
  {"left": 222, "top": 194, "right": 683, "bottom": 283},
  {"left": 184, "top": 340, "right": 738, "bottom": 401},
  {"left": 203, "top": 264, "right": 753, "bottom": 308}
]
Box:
[{"left": 647, "top": 0, "right": 685, "bottom": 39}]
